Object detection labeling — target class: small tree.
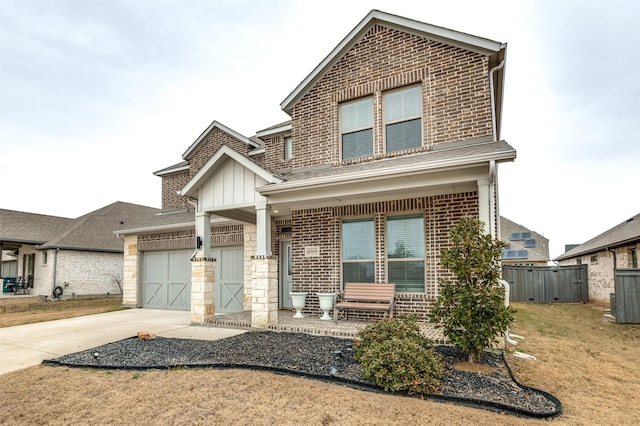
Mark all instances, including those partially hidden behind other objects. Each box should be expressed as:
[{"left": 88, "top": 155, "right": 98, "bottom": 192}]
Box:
[{"left": 429, "top": 217, "right": 514, "bottom": 363}]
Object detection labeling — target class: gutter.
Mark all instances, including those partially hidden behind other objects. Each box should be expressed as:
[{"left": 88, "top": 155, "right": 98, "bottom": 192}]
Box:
[{"left": 258, "top": 147, "right": 516, "bottom": 195}]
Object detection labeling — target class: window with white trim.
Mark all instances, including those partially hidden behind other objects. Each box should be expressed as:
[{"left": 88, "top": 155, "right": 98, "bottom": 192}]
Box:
[
  {"left": 387, "top": 215, "right": 425, "bottom": 292},
  {"left": 384, "top": 85, "right": 422, "bottom": 152},
  {"left": 342, "top": 219, "right": 375, "bottom": 284},
  {"left": 340, "top": 97, "right": 373, "bottom": 160},
  {"left": 284, "top": 136, "right": 293, "bottom": 160}
]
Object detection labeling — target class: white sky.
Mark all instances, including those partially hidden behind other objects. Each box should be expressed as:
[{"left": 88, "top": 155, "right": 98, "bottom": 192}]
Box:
[{"left": 1, "top": 0, "right": 639, "bottom": 259}]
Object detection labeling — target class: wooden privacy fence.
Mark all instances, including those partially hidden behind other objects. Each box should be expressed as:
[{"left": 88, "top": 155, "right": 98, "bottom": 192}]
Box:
[
  {"left": 502, "top": 265, "right": 589, "bottom": 304},
  {"left": 612, "top": 269, "right": 640, "bottom": 324}
]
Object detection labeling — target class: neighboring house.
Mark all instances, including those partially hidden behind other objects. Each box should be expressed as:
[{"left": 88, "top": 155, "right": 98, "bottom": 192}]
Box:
[
  {"left": 555, "top": 212, "right": 640, "bottom": 305},
  {"left": 118, "top": 10, "right": 516, "bottom": 326},
  {"left": 0, "top": 202, "right": 159, "bottom": 298},
  {"left": 500, "top": 216, "right": 550, "bottom": 265}
]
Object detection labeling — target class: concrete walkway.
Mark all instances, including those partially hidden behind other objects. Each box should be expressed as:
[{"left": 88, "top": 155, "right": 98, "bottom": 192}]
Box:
[{"left": 0, "top": 308, "right": 246, "bottom": 375}]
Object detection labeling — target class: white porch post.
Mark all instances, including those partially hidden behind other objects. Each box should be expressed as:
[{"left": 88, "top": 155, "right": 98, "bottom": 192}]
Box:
[
  {"left": 477, "top": 178, "right": 491, "bottom": 235},
  {"left": 255, "top": 201, "right": 272, "bottom": 257},
  {"left": 251, "top": 200, "right": 277, "bottom": 328},
  {"left": 195, "top": 210, "right": 211, "bottom": 258}
]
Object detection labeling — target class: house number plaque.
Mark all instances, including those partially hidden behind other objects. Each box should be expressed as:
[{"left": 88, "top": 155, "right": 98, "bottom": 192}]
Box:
[{"left": 304, "top": 246, "right": 320, "bottom": 257}]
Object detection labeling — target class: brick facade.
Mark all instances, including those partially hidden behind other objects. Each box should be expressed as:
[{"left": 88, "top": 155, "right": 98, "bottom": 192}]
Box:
[
  {"left": 288, "top": 25, "right": 492, "bottom": 171},
  {"left": 285, "top": 192, "right": 478, "bottom": 320}
]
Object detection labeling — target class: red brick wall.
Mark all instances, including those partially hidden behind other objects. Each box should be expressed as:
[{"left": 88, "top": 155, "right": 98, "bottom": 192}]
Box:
[
  {"left": 287, "top": 24, "right": 492, "bottom": 171},
  {"left": 160, "top": 127, "right": 254, "bottom": 210},
  {"left": 286, "top": 192, "right": 479, "bottom": 319},
  {"left": 161, "top": 171, "right": 190, "bottom": 209}
]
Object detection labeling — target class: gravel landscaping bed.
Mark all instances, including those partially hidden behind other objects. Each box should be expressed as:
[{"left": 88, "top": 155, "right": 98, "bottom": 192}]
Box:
[{"left": 44, "top": 331, "right": 561, "bottom": 418}]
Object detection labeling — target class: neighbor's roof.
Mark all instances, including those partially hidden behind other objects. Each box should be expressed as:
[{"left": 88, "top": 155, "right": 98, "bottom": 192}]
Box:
[
  {"left": 37, "top": 202, "right": 160, "bottom": 252},
  {"left": 281, "top": 9, "right": 507, "bottom": 114},
  {"left": 555, "top": 212, "right": 640, "bottom": 261},
  {"left": 0, "top": 209, "right": 75, "bottom": 245}
]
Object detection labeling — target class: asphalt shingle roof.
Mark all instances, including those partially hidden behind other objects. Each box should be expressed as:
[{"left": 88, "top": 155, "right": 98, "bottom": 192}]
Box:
[
  {"left": 555, "top": 212, "right": 640, "bottom": 261},
  {"left": 1, "top": 202, "right": 160, "bottom": 252}
]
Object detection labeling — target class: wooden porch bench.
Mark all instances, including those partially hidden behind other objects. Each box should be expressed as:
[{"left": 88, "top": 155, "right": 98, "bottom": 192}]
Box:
[{"left": 334, "top": 282, "right": 395, "bottom": 322}]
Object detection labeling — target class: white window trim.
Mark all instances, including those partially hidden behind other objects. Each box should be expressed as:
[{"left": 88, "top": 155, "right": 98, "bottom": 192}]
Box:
[
  {"left": 383, "top": 84, "right": 423, "bottom": 153},
  {"left": 339, "top": 96, "right": 374, "bottom": 160}
]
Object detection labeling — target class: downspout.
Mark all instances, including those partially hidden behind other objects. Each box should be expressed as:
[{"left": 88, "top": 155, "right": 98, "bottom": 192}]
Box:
[
  {"left": 185, "top": 197, "right": 199, "bottom": 260},
  {"left": 489, "top": 59, "right": 505, "bottom": 142},
  {"left": 489, "top": 160, "right": 496, "bottom": 238}
]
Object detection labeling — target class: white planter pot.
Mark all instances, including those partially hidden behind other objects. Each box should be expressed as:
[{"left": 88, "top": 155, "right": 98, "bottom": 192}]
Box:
[
  {"left": 317, "top": 292, "right": 336, "bottom": 321},
  {"left": 289, "top": 292, "right": 308, "bottom": 318}
]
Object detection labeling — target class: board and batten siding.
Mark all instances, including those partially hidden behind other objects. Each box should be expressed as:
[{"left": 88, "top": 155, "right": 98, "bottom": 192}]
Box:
[{"left": 198, "top": 158, "right": 268, "bottom": 210}]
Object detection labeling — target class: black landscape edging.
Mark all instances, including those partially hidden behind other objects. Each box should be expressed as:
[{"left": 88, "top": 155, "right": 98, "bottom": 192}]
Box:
[{"left": 43, "top": 346, "right": 562, "bottom": 419}]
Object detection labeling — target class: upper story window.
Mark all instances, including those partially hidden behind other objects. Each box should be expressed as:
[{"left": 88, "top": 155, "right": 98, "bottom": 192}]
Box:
[
  {"left": 284, "top": 136, "right": 293, "bottom": 160},
  {"left": 340, "top": 97, "right": 373, "bottom": 160},
  {"left": 384, "top": 85, "right": 422, "bottom": 152}
]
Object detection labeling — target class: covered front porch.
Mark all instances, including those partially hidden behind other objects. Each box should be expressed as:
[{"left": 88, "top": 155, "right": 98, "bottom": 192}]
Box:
[{"left": 206, "top": 309, "right": 447, "bottom": 343}]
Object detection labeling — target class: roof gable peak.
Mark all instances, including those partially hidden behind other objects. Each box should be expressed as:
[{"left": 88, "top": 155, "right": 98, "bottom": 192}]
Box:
[
  {"left": 281, "top": 9, "right": 506, "bottom": 114},
  {"left": 182, "top": 120, "right": 260, "bottom": 160}
]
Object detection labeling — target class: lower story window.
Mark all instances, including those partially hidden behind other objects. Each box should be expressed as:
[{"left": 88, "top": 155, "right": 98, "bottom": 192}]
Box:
[
  {"left": 387, "top": 215, "right": 425, "bottom": 292},
  {"left": 342, "top": 219, "right": 375, "bottom": 284}
]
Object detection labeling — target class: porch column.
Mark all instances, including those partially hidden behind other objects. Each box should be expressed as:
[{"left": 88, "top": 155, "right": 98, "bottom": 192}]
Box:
[
  {"left": 122, "top": 235, "right": 139, "bottom": 307},
  {"left": 190, "top": 257, "right": 215, "bottom": 324},
  {"left": 251, "top": 255, "right": 278, "bottom": 328},
  {"left": 195, "top": 210, "right": 211, "bottom": 258},
  {"left": 477, "top": 178, "right": 491, "bottom": 235},
  {"left": 255, "top": 202, "right": 272, "bottom": 256}
]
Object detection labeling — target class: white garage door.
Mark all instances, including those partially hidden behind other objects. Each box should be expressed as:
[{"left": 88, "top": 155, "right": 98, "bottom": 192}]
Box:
[{"left": 142, "top": 250, "right": 191, "bottom": 311}]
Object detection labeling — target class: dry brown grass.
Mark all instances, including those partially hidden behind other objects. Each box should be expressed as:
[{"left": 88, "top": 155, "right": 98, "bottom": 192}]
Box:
[
  {"left": 0, "top": 296, "right": 123, "bottom": 327},
  {"left": 0, "top": 302, "right": 639, "bottom": 425}
]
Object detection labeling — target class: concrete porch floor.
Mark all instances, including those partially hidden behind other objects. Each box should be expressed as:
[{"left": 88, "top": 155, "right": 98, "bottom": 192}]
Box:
[{"left": 207, "top": 310, "right": 447, "bottom": 344}]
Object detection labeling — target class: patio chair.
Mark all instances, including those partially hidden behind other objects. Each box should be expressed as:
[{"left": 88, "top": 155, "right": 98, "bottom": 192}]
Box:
[{"left": 14, "top": 276, "right": 31, "bottom": 295}]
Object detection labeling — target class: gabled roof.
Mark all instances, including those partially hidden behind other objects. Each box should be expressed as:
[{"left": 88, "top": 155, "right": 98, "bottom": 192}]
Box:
[
  {"left": 0, "top": 202, "right": 160, "bottom": 252},
  {"left": 555, "top": 212, "right": 640, "bottom": 261},
  {"left": 181, "top": 120, "right": 261, "bottom": 160},
  {"left": 180, "top": 145, "right": 283, "bottom": 199},
  {"left": 0, "top": 209, "right": 75, "bottom": 245},
  {"left": 281, "top": 9, "right": 507, "bottom": 114}
]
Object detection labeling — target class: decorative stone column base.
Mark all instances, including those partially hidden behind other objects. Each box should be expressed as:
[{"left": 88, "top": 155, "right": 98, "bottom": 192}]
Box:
[
  {"left": 251, "top": 256, "right": 278, "bottom": 328},
  {"left": 122, "top": 235, "right": 139, "bottom": 307},
  {"left": 191, "top": 257, "right": 216, "bottom": 324}
]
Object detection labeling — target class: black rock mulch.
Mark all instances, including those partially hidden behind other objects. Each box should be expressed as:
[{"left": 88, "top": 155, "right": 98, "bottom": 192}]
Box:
[{"left": 43, "top": 331, "right": 561, "bottom": 418}]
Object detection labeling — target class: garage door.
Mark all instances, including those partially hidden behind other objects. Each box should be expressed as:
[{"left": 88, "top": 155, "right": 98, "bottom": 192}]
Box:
[
  {"left": 142, "top": 250, "right": 191, "bottom": 310},
  {"left": 214, "top": 246, "right": 244, "bottom": 313}
]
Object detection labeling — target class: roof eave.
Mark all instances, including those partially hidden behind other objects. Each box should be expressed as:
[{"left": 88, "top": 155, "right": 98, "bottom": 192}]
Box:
[
  {"left": 281, "top": 9, "right": 506, "bottom": 113},
  {"left": 258, "top": 148, "right": 515, "bottom": 195},
  {"left": 182, "top": 121, "right": 261, "bottom": 160}
]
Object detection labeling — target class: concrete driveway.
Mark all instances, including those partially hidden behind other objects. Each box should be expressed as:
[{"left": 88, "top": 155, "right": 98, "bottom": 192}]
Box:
[{"left": 0, "top": 308, "right": 246, "bottom": 375}]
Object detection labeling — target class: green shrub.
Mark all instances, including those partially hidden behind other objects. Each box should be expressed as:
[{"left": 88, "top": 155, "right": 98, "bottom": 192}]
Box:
[
  {"left": 358, "top": 337, "right": 443, "bottom": 394},
  {"left": 353, "top": 315, "right": 428, "bottom": 360},
  {"left": 354, "top": 316, "right": 443, "bottom": 394},
  {"left": 429, "top": 216, "right": 515, "bottom": 363}
]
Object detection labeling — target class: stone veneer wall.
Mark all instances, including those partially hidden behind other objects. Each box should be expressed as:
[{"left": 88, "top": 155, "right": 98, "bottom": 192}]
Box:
[
  {"left": 122, "top": 234, "right": 139, "bottom": 307},
  {"left": 289, "top": 192, "right": 478, "bottom": 320}
]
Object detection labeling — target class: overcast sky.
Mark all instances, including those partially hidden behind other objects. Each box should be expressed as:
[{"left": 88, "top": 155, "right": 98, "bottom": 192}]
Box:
[{"left": 1, "top": 0, "right": 638, "bottom": 258}]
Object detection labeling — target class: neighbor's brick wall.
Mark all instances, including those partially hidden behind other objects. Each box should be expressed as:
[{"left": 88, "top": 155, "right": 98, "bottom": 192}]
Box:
[
  {"left": 558, "top": 244, "right": 640, "bottom": 306},
  {"left": 53, "top": 251, "right": 123, "bottom": 297},
  {"left": 286, "top": 24, "right": 492, "bottom": 172},
  {"left": 287, "top": 192, "right": 478, "bottom": 319}
]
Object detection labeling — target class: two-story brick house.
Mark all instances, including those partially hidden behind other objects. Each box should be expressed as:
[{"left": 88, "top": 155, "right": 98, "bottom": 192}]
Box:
[{"left": 119, "top": 10, "right": 516, "bottom": 327}]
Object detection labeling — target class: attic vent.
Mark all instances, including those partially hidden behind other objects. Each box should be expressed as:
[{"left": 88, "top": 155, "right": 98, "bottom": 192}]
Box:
[{"left": 626, "top": 217, "right": 635, "bottom": 223}]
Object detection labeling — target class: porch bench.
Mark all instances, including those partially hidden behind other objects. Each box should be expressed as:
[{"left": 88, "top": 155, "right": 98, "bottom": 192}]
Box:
[{"left": 334, "top": 282, "right": 395, "bottom": 322}]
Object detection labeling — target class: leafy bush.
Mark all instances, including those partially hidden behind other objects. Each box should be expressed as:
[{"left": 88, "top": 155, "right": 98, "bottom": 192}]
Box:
[
  {"left": 354, "top": 316, "right": 443, "bottom": 394},
  {"left": 429, "top": 216, "right": 515, "bottom": 363},
  {"left": 353, "top": 315, "right": 428, "bottom": 359}
]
